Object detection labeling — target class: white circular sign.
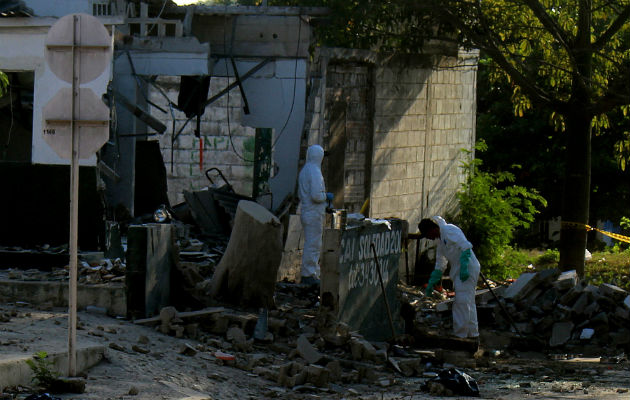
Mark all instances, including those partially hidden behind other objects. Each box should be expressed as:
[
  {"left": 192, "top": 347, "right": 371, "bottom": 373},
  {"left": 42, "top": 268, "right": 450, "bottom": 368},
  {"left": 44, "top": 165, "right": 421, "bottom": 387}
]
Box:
[
  {"left": 42, "top": 88, "right": 110, "bottom": 159},
  {"left": 45, "top": 13, "right": 111, "bottom": 84}
]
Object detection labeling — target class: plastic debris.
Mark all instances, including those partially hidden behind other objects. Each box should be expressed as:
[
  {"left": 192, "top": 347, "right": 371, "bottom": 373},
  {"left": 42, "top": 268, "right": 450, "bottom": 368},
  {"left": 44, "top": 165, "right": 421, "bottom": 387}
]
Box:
[{"left": 422, "top": 368, "right": 480, "bottom": 397}]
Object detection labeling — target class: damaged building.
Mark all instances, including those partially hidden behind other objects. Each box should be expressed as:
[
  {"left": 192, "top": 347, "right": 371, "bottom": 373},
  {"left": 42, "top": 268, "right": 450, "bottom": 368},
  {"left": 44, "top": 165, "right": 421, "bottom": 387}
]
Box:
[
  {"left": 0, "top": 0, "right": 478, "bottom": 338},
  {"left": 0, "top": 0, "right": 477, "bottom": 249}
]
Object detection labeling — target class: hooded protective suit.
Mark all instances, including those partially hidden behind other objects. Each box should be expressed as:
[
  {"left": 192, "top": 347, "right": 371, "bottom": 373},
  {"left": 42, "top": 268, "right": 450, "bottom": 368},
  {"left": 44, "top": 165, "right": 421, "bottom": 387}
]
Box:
[
  {"left": 430, "top": 216, "right": 480, "bottom": 338},
  {"left": 298, "top": 145, "right": 327, "bottom": 279}
]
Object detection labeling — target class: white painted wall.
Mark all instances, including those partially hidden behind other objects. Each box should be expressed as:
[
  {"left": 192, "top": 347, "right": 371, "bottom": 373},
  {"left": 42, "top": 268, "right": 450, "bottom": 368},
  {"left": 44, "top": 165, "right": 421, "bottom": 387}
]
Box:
[{"left": 0, "top": 18, "right": 111, "bottom": 166}]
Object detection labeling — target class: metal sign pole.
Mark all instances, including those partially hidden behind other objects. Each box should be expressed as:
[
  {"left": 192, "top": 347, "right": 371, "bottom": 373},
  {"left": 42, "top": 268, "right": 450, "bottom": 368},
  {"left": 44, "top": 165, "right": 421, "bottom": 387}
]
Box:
[{"left": 68, "top": 14, "right": 79, "bottom": 377}]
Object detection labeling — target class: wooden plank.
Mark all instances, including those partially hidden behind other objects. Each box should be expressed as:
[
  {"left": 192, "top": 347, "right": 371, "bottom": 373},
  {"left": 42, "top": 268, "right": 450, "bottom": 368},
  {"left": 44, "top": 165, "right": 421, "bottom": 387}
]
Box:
[{"left": 134, "top": 307, "right": 225, "bottom": 326}]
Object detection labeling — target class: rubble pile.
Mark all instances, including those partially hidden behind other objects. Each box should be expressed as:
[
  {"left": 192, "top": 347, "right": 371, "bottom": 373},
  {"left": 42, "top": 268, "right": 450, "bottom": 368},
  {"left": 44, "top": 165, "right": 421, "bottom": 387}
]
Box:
[
  {"left": 129, "top": 285, "right": 451, "bottom": 391},
  {"left": 430, "top": 269, "right": 630, "bottom": 352}
]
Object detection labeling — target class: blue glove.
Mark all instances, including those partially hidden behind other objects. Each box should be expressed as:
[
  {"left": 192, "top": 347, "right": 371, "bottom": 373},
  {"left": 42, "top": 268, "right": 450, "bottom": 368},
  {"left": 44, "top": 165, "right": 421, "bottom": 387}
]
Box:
[
  {"left": 326, "top": 192, "right": 334, "bottom": 201},
  {"left": 459, "top": 248, "right": 471, "bottom": 282},
  {"left": 425, "top": 269, "right": 443, "bottom": 296}
]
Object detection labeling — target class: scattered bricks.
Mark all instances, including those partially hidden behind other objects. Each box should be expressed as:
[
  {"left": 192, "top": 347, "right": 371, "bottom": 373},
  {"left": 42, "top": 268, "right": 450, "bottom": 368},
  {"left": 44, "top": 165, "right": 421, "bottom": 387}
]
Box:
[
  {"left": 185, "top": 323, "right": 198, "bottom": 339},
  {"left": 323, "top": 332, "right": 349, "bottom": 347},
  {"left": 596, "top": 295, "right": 617, "bottom": 312},
  {"left": 373, "top": 349, "right": 388, "bottom": 365},
  {"left": 475, "top": 287, "right": 506, "bottom": 305},
  {"left": 583, "top": 301, "right": 600, "bottom": 319},
  {"left": 179, "top": 343, "right": 197, "bottom": 356},
  {"left": 584, "top": 284, "right": 600, "bottom": 296},
  {"left": 49, "top": 377, "right": 86, "bottom": 394},
  {"left": 610, "top": 329, "right": 630, "bottom": 347},
  {"left": 208, "top": 313, "right": 230, "bottom": 335},
  {"left": 614, "top": 306, "right": 630, "bottom": 321},
  {"left": 598, "top": 283, "right": 628, "bottom": 302},
  {"left": 580, "top": 328, "right": 595, "bottom": 340},
  {"left": 439, "top": 350, "right": 477, "bottom": 368},
  {"left": 514, "top": 322, "right": 534, "bottom": 335},
  {"left": 246, "top": 353, "right": 271, "bottom": 371},
  {"left": 227, "top": 326, "right": 252, "bottom": 352},
  {"left": 159, "top": 306, "right": 178, "bottom": 334},
  {"left": 590, "top": 312, "right": 609, "bottom": 328},
  {"left": 172, "top": 325, "right": 185, "bottom": 338},
  {"left": 132, "top": 344, "right": 150, "bottom": 354},
  {"left": 306, "top": 364, "right": 330, "bottom": 387},
  {"left": 535, "top": 315, "right": 555, "bottom": 332},
  {"left": 253, "top": 365, "right": 280, "bottom": 381},
  {"left": 533, "top": 288, "right": 559, "bottom": 312},
  {"left": 224, "top": 312, "right": 258, "bottom": 334},
  {"left": 357, "top": 365, "right": 379, "bottom": 383},
  {"left": 520, "top": 288, "right": 543, "bottom": 309},
  {"left": 138, "top": 335, "right": 150, "bottom": 345},
  {"left": 552, "top": 304, "right": 572, "bottom": 322},
  {"left": 559, "top": 282, "right": 585, "bottom": 306},
  {"left": 506, "top": 270, "right": 561, "bottom": 303},
  {"left": 395, "top": 358, "right": 423, "bottom": 377},
  {"left": 297, "top": 334, "right": 323, "bottom": 364},
  {"left": 503, "top": 273, "right": 537, "bottom": 301},
  {"left": 537, "top": 268, "right": 561, "bottom": 284},
  {"left": 269, "top": 342, "right": 292, "bottom": 354},
  {"left": 549, "top": 321, "right": 574, "bottom": 347},
  {"left": 109, "top": 342, "right": 126, "bottom": 352},
  {"left": 325, "top": 360, "right": 343, "bottom": 382},
  {"left": 553, "top": 270, "right": 578, "bottom": 291},
  {"left": 268, "top": 317, "right": 287, "bottom": 337},
  {"left": 349, "top": 337, "right": 378, "bottom": 362},
  {"left": 571, "top": 293, "right": 591, "bottom": 316},
  {"left": 277, "top": 362, "right": 307, "bottom": 388}
]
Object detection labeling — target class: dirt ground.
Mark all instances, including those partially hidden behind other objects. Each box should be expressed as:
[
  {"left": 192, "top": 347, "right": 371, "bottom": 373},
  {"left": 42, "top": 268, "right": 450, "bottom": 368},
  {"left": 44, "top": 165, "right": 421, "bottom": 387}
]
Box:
[{"left": 1, "top": 303, "right": 629, "bottom": 400}]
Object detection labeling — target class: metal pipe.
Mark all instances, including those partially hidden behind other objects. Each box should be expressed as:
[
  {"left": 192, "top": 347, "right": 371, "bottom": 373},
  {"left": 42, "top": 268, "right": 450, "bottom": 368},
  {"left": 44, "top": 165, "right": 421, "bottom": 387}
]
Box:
[{"left": 479, "top": 270, "right": 522, "bottom": 336}]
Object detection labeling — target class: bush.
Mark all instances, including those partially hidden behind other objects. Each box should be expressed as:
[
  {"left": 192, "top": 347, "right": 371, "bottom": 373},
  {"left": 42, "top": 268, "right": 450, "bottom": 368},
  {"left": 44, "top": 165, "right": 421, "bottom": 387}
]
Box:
[
  {"left": 25, "top": 351, "right": 59, "bottom": 390},
  {"left": 455, "top": 140, "right": 547, "bottom": 276},
  {"left": 536, "top": 248, "right": 560, "bottom": 267}
]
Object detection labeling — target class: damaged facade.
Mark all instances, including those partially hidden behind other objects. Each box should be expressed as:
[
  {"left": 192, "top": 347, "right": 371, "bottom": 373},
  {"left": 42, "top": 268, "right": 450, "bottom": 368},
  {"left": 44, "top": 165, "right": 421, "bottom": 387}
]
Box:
[{"left": 0, "top": 0, "right": 477, "bottom": 250}]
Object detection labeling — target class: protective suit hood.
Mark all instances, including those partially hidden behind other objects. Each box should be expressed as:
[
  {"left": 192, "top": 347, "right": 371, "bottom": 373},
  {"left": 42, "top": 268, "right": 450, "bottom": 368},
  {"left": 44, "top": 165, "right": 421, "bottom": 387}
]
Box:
[
  {"left": 306, "top": 144, "right": 325, "bottom": 167},
  {"left": 431, "top": 215, "right": 447, "bottom": 227}
]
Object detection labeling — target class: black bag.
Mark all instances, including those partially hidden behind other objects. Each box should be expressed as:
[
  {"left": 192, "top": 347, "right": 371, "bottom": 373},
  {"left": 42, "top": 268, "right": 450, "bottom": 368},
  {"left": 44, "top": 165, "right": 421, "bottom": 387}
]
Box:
[{"left": 424, "top": 367, "right": 480, "bottom": 397}]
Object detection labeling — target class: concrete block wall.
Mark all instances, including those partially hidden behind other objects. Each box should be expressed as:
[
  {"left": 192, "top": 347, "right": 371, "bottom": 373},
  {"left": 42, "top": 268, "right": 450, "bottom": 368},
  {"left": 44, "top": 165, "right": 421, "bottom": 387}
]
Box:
[
  {"left": 370, "top": 50, "right": 478, "bottom": 227},
  {"left": 149, "top": 76, "right": 255, "bottom": 205},
  {"left": 304, "top": 48, "right": 478, "bottom": 231}
]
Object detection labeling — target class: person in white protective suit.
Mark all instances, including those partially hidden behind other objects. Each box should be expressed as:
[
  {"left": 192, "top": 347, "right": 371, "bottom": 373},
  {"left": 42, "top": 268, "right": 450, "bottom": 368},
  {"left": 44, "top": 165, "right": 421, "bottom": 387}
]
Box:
[
  {"left": 418, "top": 216, "right": 480, "bottom": 338},
  {"left": 298, "top": 145, "right": 333, "bottom": 286}
]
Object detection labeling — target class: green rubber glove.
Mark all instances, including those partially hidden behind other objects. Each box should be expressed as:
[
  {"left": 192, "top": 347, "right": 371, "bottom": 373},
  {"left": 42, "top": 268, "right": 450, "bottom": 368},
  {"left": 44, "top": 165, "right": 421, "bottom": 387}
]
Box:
[
  {"left": 460, "top": 248, "right": 471, "bottom": 282},
  {"left": 425, "top": 269, "right": 443, "bottom": 296}
]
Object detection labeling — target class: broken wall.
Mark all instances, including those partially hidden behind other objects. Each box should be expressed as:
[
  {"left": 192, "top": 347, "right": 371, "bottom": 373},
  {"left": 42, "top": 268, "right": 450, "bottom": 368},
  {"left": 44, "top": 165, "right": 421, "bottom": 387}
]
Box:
[
  {"left": 148, "top": 58, "right": 306, "bottom": 209},
  {"left": 305, "top": 48, "right": 478, "bottom": 229}
]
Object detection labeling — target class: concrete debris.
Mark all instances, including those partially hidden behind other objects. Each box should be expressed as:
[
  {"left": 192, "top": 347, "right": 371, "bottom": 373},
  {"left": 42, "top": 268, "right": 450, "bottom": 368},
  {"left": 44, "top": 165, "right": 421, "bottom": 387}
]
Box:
[{"left": 426, "top": 268, "right": 629, "bottom": 353}]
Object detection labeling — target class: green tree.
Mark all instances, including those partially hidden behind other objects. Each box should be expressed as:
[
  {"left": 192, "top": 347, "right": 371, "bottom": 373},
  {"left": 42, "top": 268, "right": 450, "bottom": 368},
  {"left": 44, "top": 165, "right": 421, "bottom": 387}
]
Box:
[
  {"left": 455, "top": 140, "right": 547, "bottom": 275},
  {"left": 0, "top": 71, "right": 8, "bottom": 97},
  {"left": 300, "top": 0, "right": 630, "bottom": 277}
]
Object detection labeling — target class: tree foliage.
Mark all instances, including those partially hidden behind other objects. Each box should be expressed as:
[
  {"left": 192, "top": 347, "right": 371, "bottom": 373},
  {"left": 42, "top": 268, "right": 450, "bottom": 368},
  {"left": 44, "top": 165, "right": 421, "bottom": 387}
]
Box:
[
  {"left": 455, "top": 140, "right": 547, "bottom": 275},
  {"left": 0, "top": 71, "right": 8, "bottom": 97},
  {"left": 301, "top": 0, "right": 630, "bottom": 275}
]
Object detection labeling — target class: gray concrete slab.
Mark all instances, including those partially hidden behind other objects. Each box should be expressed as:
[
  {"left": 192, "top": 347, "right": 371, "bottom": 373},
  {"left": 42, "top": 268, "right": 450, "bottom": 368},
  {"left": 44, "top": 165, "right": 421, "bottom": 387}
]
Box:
[
  {"left": 0, "top": 345, "right": 105, "bottom": 390},
  {"left": 0, "top": 279, "right": 126, "bottom": 316}
]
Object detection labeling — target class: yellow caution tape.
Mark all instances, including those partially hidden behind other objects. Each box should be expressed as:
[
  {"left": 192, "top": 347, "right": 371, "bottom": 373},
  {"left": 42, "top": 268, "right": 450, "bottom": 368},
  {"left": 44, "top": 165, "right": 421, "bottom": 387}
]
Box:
[{"left": 561, "top": 221, "right": 630, "bottom": 244}]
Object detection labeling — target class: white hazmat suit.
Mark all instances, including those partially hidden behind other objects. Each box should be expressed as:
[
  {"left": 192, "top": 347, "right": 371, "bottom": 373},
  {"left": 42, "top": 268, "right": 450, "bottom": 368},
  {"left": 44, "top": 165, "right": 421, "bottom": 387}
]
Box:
[
  {"left": 430, "top": 216, "right": 480, "bottom": 338},
  {"left": 298, "top": 145, "right": 327, "bottom": 280}
]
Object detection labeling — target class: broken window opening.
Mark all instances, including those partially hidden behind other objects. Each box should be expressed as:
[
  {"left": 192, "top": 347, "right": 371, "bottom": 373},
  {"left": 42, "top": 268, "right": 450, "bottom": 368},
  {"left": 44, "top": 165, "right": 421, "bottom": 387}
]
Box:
[
  {"left": 253, "top": 127, "right": 273, "bottom": 202},
  {"left": 0, "top": 71, "right": 34, "bottom": 163}
]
